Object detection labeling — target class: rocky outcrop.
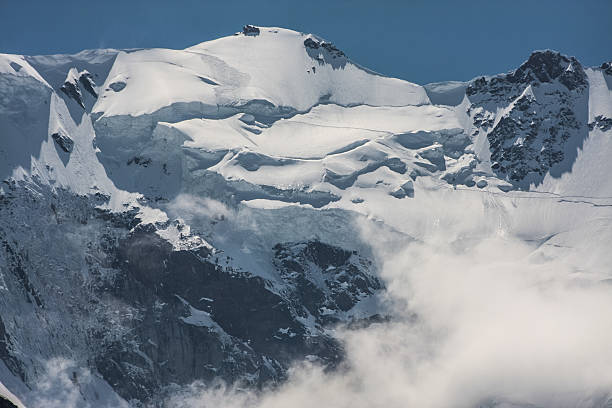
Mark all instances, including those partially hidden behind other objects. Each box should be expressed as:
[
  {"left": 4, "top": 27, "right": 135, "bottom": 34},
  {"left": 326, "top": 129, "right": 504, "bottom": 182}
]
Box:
[
  {"left": 60, "top": 76, "right": 84, "bottom": 108},
  {"left": 60, "top": 68, "right": 98, "bottom": 109},
  {"left": 0, "top": 395, "right": 17, "bottom": 408},
  {"left": 51, "top": 131, "right": 74, "bottom": 153},
  {"left": 0, "top": 181, "right": 382, "bottom": 406},
  {"left": 589, "top": 115, "right": 612, "bottom": 132},
  {"left": 304, "top": 37, "right": 347, "bottom": 69},
  {"left": 467, "top": 51, "right": 589, "bottom": 188},
  {"left": 467, "top": 51, "right": 587, "bottom": 102},
  {"left": 242, "top": 25, "right": 260, "bottom": 36},
  {"left": 273, "top": 241, "right": 382, "bottom": 323},
  {"left": 78, "top": 70, "right": 97, "bottom": 98}
]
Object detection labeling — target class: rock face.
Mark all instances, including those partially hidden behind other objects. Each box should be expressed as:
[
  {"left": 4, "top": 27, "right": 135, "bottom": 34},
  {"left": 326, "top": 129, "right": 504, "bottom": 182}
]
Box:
[
  {"left": 99, "top": 231, "right": 381, "bottom": 402},
  {"left": 78, "top": 70, "right": 98, "bottom": 98},
  {"left": 304, "top": 37, "right": 347, "bottom": 69},
  {"left": 60, "top": 68, "right": 99, "bottom": 109},
  {"left": 273, "top": 241, "right": 382, "bottom": 320},
  {"left": 467, "top": 51, "right": 589, "bottom": 188},
  {"left": 51, "top": 131, "right": 74, "bottom": 153},
  {"left": 0, "top": 182, "right": 381, "bottom": 406},
  {"left": 60, "top": 77, "right": 84, "bottom": 108},
  {"left": 242, "top": 25, "right": 260, "bottom": 36},
  {"left": 0, "top": 395, "right": 17, "bottom": 408},
  {"left": 589, "top": 115, "right": 612, "bottom": 132}
]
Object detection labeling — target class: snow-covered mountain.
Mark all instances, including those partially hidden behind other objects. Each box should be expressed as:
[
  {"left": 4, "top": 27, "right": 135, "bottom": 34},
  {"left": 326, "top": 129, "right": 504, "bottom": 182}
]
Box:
[{"left": 0, "top": 26, "right": 611, "bottom": 407}]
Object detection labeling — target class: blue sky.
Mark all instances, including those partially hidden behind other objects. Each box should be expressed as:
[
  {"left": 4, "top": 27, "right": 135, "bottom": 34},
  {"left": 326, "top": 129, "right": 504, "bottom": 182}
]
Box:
[{"left": 1, "top": 0, "right": 610, "bottom": 84}]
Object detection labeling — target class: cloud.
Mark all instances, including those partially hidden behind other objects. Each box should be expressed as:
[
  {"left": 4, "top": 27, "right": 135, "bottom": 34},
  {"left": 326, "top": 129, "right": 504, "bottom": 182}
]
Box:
[
  {"left": 163, "top": 191, "right": 612, "bottom": 408},
  {"left": 166, "top": 194, "right": 233, "bottom": 223},
  {"left": 27, "top": 359, "right": 94, "bottom": 408},
  {"left": 24, "top": 358, "right": 130, "bottom": 408}
]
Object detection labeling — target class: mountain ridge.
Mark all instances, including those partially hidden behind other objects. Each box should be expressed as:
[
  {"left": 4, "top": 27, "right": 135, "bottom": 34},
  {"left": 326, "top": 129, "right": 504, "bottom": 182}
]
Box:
[{"left": 0, "top": 25, "right": 611, "bottom": 407}]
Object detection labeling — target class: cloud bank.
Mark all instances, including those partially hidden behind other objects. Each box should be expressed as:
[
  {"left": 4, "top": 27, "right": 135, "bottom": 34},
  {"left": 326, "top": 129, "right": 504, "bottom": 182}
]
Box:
[{"left": 164, "top": 192, "right": 612, "bottom": 408}]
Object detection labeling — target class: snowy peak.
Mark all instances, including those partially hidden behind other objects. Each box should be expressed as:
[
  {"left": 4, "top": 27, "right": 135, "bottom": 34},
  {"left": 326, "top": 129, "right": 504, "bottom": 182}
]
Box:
[
  {"left": 93, "top": 26, "right": 428, "bottom": 118},
  {"left": 466, "top": 50, "right": 592, "bottom": 188},
  {"left": 0, "top": 54, "right": 50, "bottom": 86},
  {"left": 510, "top": 50, "right": 587, "bottom": 90},
  {"left": 467, "top": 50, "right": 587, "bottom": 102},
  {"left": 88, "top": 26, "right": 433, "bottom": 201}
]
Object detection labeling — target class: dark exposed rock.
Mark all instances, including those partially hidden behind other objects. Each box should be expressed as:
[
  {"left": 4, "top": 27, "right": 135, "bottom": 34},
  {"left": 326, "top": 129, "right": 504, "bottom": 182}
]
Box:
[
  {"left": 0, "top": 395, "right": 17, "bottom": 408},
  {"left": 273, "top": 241, "right": 382, "bottom": 322},
  {"left": 93, "top": 231, "right": 374, "bottom": 403},
  {"left": 485, "top": 97, "right": 585, "bottom": 184},
  {"left": 8, "top": 62, "right": 21, "bottom": 73},
  {"left": 509, "top": 51, "right": 587, "bottom": 90},
  {"left": 1, "top": 240, "right": 43, "bottom": 308},
  {"left": 198, "top": 76, "right": 219, "bottom": 86},
  {"left": 60, "top": 78, "right": 84, "bottom": 109},
  {"left": 0, "top": 183, "right": 379, "bottom": 405},
  {"left": 78, "top": 70, "right": 98, "bottom": 98},
  {"left": 127, "top": 156, "right": 152, "bottom": 167},
  {"left": 243, "top": 25, "right": 260, "bottom": 36},
  {"left": 321, "top": 42, "right": 345, "bottom": 58},
  {"left": 0, "top": 316, "right": 25, "bottom": 383},
  {"left": 0, "top": 184, "right": 371, "bottom": 405},
  {"left": 467, "top": 51, "right": 587, "bottom": 99},
  {"left": 303, "top": 38, "right": 320, "bottom": 50},
  {"left": 345, "top": 313, "right": 390, "bottom": 330},
  {"left": 467, "top": 51, "right": 589, "bottom": 187},
  {"left": 588, "top": 115, "right": 612, "bottom": 132},
  {"left": 0, "top": 184, "right": 120, "bottom": 392},
  {"left": 60, "top": 69, "right": 98, "bottom": 109},
  {"left": 600, "top": 61, "right": 612, "bottom": 76},
  {"left": 303, "top": 37, "right": 347, "bottom": 69},
  {"left": 466, "top": 76, "right": 487, "bottom": 97},
  {"left": 390, "top": 181, "right": 415, "bottom": 199},
  {"left": 51, "top": 131, "right": 74, "bottom": 153}
]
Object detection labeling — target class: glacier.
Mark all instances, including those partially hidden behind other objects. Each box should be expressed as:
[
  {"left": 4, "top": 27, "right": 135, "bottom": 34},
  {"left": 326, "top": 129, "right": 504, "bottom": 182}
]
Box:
[{"left": 0, "top": 26, "right": 611, "bottom": 407}]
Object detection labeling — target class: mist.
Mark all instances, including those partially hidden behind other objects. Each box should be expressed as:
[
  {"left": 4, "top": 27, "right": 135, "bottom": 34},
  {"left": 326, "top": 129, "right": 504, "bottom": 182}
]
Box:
[{"left": 163, "top": 190, "right": 612, "bottom": 408}]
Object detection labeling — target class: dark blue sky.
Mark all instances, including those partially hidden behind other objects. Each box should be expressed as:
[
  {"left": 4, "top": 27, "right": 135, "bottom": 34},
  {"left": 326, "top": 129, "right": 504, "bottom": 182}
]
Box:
[{"left": 1, "top": 0, "right": 610, "bottom": 84}]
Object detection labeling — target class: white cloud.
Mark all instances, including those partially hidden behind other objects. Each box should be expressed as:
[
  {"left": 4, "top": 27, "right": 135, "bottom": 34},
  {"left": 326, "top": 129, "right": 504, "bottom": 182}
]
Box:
[
  {"left": 25, "top": 358, "right": 129, "bottom": 408},
  {"left": 164, "top": 192, "right": 612, "bottom": 408},
  {"left": 166, "top": 194, "right": 233, "bottom": 223}
]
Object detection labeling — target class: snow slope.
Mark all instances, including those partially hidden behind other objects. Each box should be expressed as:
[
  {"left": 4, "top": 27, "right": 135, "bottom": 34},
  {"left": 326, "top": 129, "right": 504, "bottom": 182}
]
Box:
[{"left": 94, "top": 27, "right": 428, "bottom": 119}]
